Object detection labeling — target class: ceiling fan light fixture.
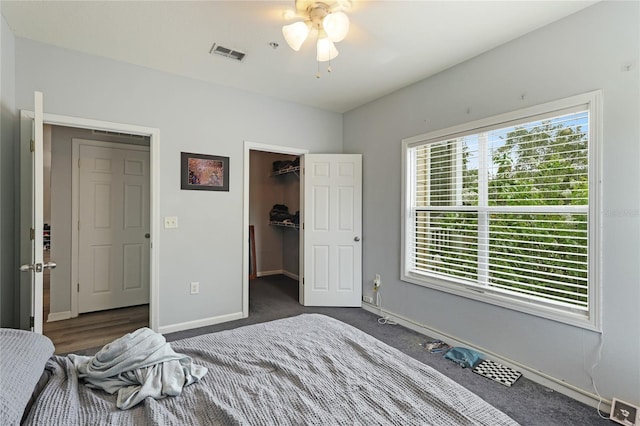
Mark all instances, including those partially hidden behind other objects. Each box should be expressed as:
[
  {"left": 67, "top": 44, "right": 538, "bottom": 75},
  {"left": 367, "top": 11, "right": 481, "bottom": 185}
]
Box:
[
  {"left": 323, "top": 11, "right": 349, "bottom": 42},
  {"left": 282, "top": 21, "right": 310, "bottom": 51},
  {"left": 282, "top": 0, "right": 350, "bottom": 75},
  {"left": 317, "top": 38, "right": 338, "bottom": 62}
]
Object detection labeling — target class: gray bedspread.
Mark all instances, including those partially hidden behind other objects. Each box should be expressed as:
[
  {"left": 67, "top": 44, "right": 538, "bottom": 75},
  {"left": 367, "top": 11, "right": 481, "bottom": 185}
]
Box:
[
  {"left": 0, "top": 329, "right": 54, "bottom": 425},
  {"left": 24, "top": 314, "right": 518, "bottom": 425}
]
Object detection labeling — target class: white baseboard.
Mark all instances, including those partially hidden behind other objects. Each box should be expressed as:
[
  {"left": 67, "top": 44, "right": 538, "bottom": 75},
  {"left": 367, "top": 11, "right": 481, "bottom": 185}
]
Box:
[
  {"left": 47, "top": 311, "right": 72, "bottom": 322},
  {"left": 256, "top": 269, "right": 299, "bottom": 280},
  {"left": 158, "top": 311, "right": 243, "bottom": 334},
  {"left": 257, "top": 269, "right": 283, "bottom": 277},
  {"left": 361, "top": 302, "right": 611, "bottom": 412}
]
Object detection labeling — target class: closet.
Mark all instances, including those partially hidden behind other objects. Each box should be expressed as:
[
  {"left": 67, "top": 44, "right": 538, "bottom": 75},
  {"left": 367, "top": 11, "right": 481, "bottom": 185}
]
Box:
[{"left": 248, "top": 151, "right": 300, "bottom": 281}]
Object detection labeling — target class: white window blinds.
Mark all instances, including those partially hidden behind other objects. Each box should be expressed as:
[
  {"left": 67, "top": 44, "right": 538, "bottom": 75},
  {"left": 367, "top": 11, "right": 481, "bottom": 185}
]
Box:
[{"left": 407, "top": 108, "right": 590, "bottom": 312}]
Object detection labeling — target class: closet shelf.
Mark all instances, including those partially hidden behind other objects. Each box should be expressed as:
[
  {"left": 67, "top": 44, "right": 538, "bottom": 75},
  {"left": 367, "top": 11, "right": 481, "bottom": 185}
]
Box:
[
  {"left": 269, "top": 166, "right": 300, "bottom": 177},
  {"left": 269, "top": 221, "right": 300, "bottom": 230}
]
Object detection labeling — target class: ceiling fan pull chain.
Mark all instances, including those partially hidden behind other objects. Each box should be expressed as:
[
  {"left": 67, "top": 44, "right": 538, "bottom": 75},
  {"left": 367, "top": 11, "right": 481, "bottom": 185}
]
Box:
[{"left": 316, "top": 23, "right": 321, "bottom": 78}]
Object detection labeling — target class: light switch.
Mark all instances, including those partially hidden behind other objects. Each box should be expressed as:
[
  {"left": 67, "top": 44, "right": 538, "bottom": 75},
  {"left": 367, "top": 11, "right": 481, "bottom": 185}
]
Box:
[{"left": 164, "top": 216, "right": 178, "bottom": 228}]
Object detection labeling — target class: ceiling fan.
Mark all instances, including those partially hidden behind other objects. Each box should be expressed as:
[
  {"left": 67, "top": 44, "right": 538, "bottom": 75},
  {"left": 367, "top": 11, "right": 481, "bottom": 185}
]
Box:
[{"left": 281, "top": 0, "right": 352, "bottom": 77}]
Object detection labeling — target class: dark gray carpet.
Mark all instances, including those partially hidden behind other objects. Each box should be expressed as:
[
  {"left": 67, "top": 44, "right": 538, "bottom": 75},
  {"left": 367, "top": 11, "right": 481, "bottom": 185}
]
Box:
[{"left": 88, "top": 275, "right": 612, "bottom": 425}]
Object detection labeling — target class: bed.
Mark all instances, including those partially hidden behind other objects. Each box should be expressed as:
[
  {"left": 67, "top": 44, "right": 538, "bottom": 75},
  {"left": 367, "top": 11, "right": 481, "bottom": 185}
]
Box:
[{"left": 1, "top": 314, "right": 518, "bottom": 425}]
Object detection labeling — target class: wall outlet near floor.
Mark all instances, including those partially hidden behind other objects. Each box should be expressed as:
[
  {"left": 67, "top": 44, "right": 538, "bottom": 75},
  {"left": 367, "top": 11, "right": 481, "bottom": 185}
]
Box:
[
  {"left": 363, "top": 296, "right": 374, "bottom": 304},
  {"left": 374, "top": 274, "right": 381, "bottom": 289},
  {"left": 190, "top": 282, "right": 199, "bottom": 295},
  {"left": 610, "top": 398, "right": 640, "bottom": 425}
]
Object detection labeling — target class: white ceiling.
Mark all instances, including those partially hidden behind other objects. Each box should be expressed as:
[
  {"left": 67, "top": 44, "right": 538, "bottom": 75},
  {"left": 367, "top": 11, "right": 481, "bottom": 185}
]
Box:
[{"left": 1, "top": 0, "right": 598, "bottom": 113}]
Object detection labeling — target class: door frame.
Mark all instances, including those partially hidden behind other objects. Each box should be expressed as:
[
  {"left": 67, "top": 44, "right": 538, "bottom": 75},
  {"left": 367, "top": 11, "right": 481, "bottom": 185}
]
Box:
[
  {"left": 242, "top": 141, "right": 308, "bottom": 318},
  {"left": 71, "top": 139, "right": 151, "bottom": 317},
  {"left": 20, "top": 110, "right": 161, "bottom": 331}
]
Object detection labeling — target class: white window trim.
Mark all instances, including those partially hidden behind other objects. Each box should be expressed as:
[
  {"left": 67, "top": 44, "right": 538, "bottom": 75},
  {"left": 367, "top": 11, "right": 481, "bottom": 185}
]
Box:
[{"left": 401, "top": 91, "right": 602, "bottom": 331}]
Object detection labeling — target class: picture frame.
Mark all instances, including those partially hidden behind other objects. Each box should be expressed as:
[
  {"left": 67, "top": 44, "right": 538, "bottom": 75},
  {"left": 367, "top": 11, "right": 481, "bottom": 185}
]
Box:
[
  {"left": 181, "top": 152, "right": 229, "bottom": 191},
  {"left": 611, "top": 398, "right": 639, "bottom": 426}
]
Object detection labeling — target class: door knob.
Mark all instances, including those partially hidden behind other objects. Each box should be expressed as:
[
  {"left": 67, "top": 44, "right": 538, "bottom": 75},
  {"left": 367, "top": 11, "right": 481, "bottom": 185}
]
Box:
[
  {"left": 19, "top": 264, "right": 33, "bottom": 272},
  {"left": 144, "top": 233, "right": 150, "bottom": 239},
  {"left": 354, "top": 236, "right": 360, "bottom": 242},
  {"left": 19, "top": 261, "right": 56, "bottom": 272}
]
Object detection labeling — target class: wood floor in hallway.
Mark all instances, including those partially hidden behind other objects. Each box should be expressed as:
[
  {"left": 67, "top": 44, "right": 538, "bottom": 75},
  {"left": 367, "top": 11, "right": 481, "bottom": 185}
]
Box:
[
  {"left": 43, "top": 252, "right": 149, "bottom": 354},
  {"left": 44, "top": 304, "right": 149, "bottom": 354}
]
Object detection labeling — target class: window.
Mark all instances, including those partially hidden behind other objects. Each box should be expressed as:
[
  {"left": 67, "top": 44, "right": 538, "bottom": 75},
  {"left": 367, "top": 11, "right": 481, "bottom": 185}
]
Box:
[{"left": 402, "top": 92, "right": 601, "bottom": 330}]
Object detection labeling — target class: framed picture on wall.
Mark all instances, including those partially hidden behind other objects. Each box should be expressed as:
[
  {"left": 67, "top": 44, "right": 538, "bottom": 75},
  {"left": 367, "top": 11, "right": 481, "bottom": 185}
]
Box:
[{"left": 181, "top": 152, "right": 229, "bottom": 191}]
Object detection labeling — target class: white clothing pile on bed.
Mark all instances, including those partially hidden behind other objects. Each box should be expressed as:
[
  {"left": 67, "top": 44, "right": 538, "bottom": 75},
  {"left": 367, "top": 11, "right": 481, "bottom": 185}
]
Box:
[{"left": 69, "top": 327, "right": 207, "bottom": 410}]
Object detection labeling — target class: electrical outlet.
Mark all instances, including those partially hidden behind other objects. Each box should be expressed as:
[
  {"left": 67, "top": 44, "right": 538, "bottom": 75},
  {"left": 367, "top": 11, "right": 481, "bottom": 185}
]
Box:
[
  {"left": 374, "top": 274, "right": 381, "bottom": 289},
  {"left": 190, "top": 282, "right": 199, "bottom": 295},
  {"left": 610, "top": 398, "right": 640, "bottom": 425},
  {"left": 164, "top": 216, "right": 178, "bottom": 229},
  {"left": 363, "top": 296, "right": 374, "bottom": 304}
]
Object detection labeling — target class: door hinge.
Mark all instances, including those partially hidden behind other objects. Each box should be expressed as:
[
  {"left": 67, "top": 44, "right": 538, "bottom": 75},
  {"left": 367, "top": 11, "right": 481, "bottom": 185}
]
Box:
[
  {"left": 30, "top": 316, "right": 34, "bottom": 328},
  {"left": 30, "top": 139, "right": 35, "bottom": 152},
  {"left": 77, "top": 283, "right": 80, "bottom": 292},
  {"left": 30, "top": 228, "right": 35, "bottom": 240}
]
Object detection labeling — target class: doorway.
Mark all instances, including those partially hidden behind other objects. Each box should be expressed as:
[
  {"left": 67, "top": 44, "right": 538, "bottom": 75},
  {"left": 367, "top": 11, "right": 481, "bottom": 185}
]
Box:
[
  {"left": 243, "top": 142, "right": 308, "bottom": 317},
  {"left": 19, "top": 106, "right": 160, "bottom": 339},
  {"left": 248, "top": 150, "right": 301, "bottom": 303},
  {"left": 242, "top": 141, "right": 364, "bottom": 316},
  {"left": 42, "top": 126, "right": 152, "bottom": 353}
]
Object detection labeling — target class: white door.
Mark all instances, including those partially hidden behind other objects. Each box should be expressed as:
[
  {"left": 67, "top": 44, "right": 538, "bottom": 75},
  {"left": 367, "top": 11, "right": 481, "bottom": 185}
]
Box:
[
  {"left": 301, "top": 154, "right": 362, "bottom": 306},
  {"left": 77, "top": 143, "right": 150, "bottom": 313},
  {"left": 19, "top": 92, "right": 54, "bottom": 333}
]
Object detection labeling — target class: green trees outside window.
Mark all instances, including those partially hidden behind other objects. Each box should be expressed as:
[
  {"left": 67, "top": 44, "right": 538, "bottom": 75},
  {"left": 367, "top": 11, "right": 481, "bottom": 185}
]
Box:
[{"left": 410, "top": 110, "right": 589, "bottom": 311}]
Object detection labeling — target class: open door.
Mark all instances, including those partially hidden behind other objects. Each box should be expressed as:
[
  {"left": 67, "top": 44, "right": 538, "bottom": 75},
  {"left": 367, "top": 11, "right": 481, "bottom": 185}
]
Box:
[
  {"left": 301, "top": 154, "right": 362, "bottom": 306},
  {"left": 19, "top": 92, "right": 56, "bottom": 333}
]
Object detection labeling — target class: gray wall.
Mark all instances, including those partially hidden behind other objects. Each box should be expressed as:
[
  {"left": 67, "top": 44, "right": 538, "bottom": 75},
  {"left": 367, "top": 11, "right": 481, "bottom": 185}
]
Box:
[
  {"left": 12, "top": 38, "right": 342, "bottom": 329},
  {"left": 43, "top": 126, "right": 51, "bottom": 224},
  {"left": 48, "top": 125, "right": 150, "bottom": 318},
  {"left": 344, "top": 1, "right": 639, "bottom": 404},
  {"left": 0, "top": 12, "right": 16, "bottom": 327}
]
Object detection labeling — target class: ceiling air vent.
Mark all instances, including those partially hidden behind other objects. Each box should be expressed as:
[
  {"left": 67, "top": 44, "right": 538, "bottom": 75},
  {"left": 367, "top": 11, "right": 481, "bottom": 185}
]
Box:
[{"left": 210, "top": 43, "right": 246, "bottom": 62}]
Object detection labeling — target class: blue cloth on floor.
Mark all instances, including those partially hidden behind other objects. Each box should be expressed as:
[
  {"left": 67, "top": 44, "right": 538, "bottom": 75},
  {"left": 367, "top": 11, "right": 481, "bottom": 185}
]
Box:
[{"left": 443, "top": 347, "right": 483, "bottom": 368}]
